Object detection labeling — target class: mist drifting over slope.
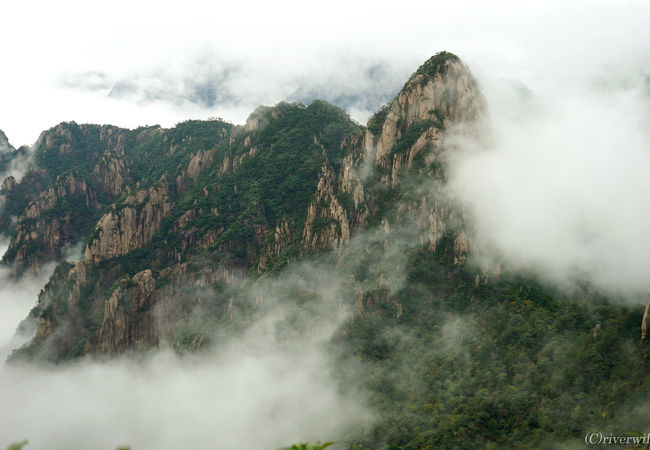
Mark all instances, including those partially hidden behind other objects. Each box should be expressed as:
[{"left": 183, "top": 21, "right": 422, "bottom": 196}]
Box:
[
  {"left": 1, "top": 1, "right": 650, "bottom": 448},
  {"left": 0, "top": 259, "right": 372, "bottom": 449},
  {"left": 446, "top": 66, "right": 650, "bottom": 299}
]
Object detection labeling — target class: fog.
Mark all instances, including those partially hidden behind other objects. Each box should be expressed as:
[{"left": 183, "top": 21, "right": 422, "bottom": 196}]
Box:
[
  {"left": 2, "top": 0, "right": 650, "bottom": 447},
  {"left": 0, "top": 244, "right": 371, "bottom": 449},
  {"left": 0, "top": 242, "right": 54, "bottom": 361},
  {"left": 3, "top": 1, "right": 649, "bottom": 147},
  {"left": 447, "top": 69, "right": 650, "bottom": 299},
  {"left": 0, "top": 324, "right": 369, "bottom": 450}
]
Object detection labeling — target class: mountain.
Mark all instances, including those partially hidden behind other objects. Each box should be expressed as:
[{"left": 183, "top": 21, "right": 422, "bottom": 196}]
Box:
[
  {"left": 2, "top": 52, "right": 649, "bottom": 449},
  {"left": 0, "top": 129, "right": 31, "bottom": 232}
]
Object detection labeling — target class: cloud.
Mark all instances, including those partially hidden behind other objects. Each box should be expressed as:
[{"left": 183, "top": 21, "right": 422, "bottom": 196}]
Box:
[
  {"left": 3, "top": 0, "right": 646, "bottom": 147},
  {"left": 2, "top": 2, "right": 650, "bottom": 447},
  {"left": 0, "top": 243, "right": 373, "bottom": 450},
  {"left": 446, "top": 70, "right": 650, "bottom": 299},
  {"left": 0, "top": 241, "right": 54, "bottom": 361},
  {"left": 0, "top": 327, "right": 369, "bottom": 450}
]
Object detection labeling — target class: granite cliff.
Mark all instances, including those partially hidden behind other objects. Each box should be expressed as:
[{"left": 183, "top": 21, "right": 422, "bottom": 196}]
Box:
[
  {"left": 2, "top": 51, "right": 487, "bottom": 360},
  {"left": 2, "top": 52, "right": 649, "bottom": 450}
]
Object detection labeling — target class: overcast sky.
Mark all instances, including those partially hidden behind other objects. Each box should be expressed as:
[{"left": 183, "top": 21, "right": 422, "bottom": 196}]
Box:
[{"left": 1, "top": 0, "right": 648, "bottom": 147}]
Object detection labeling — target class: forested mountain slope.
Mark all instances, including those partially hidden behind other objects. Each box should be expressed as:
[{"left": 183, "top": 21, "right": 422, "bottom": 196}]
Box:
[{"left": 1, "top": 52, "right": 648, "bottom": 449}]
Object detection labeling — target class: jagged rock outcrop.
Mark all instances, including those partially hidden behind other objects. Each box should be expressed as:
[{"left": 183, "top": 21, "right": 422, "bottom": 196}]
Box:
[
  {"left": 1, "top": 124, "right": 141, "bottom": 270},
  {"left": 5, "top": 173, "right": 97, "bottom": 272},
  {"left": 302, "top": 163, "right": 351, "bottom": 251},
  {"left": 0, "top": 129, "right": 14, "bottom": 152},
  {"left": 257, "top": 217, "right": 294, "bottom": 272},
  {"left": 84, "top": 184, "right": 172, "bottom": 264},
  {"left": 91, "top": 269, "right": 158, "bottom": 355},
  {"left": 642, "top": 296, "right": 650, "bottom": 340},
  {"left": 245, "top": 106, "right": 272, "bottom": 132},
  {"left": 372, "top": 53, "right": 485, "bottom": 183},
  {"left": 176, "top": 149, "right": 216, "bottom": 193},
  {"left": 11, "top": 51, "right": 489, "bottom": 360},
  {"left": 1, "top": 175, "right": 16, "bottom": 192},
  {"left": 92, "top": 150, "right": 130, "bottom": 197}
]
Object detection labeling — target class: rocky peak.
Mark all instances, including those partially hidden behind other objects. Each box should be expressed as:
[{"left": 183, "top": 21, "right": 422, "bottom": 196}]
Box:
[
  {"left": 3, "top": 172, "right": 98, "bottom": 272},
  {"left": 370, "top": 51, "right": 486, "bottom": 167},
  {"left": 83, "top": 183, "right": 172, "bottom": 265},
  {"left": 0, "top": 129, "right": 15, "bottom": 152},
  {"left": 245, "top": 106, "right": 272, "bottom": 132},
  {"left": 9, "top": 51, "right": 488, "bottom": 360},
  {"left": 1, "top": 175, "right": 16, "bottom": 192},
  {"left": 91, "top": 150, "right": 130, "bottom": 197}
]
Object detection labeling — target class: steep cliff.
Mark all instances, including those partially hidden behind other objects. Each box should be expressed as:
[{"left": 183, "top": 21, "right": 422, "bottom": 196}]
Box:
[
  {"left": 83, "top": 184, "right": 172, "bottom": 264},
  {"left": 0, "top": 129, "right": 14, "bottom": 153},
  {"left": 10, "top": 52, "right": 486, "bottom": 360},
  {"left": 300, "top": 51, "right": 485, "bottom": 261},
  {"left": 0, "top": 121, "right": 233, "bottom": 273},
  {"left": 0, "top": 123, "right": 133, "bottom": 271},
  {"left": 0, "top": 128, "right": 29, "bottom": 231},
  {"left": 5, "top": 53, "right": 650, "bottom": 450},
  {"left": 4, "top": 172, "right": 97, "bottom": 272}
]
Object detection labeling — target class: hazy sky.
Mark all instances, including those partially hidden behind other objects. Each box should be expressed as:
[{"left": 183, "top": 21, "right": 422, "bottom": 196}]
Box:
[{"left": 2, "top": 0, "right": 648, "bottom": 147}]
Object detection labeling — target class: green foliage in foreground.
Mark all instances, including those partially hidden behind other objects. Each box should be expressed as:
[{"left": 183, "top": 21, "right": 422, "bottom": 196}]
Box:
[
  {"left": 4, "top": 442, "right": 28, "bottom": 450},
  {"left": 283, "top": 442, "right": 335, "bottom": 450},
  {"left": 3, "top": 444, "right": 133, "bottom": 450}
]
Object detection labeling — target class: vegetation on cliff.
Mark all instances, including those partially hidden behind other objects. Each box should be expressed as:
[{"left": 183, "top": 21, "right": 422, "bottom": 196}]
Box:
[{"left": 1, "top": 52, "right": 649, "bottom": 449}]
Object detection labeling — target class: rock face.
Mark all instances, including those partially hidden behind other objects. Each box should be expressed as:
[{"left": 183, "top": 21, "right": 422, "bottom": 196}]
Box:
[
  {"left": 92, "top": 150, "right": 130, "bottom": 197},
  {"left": 93, "top": 269, "right": 157, "bottom": 355},
  {"left": 1, "top": 123, "right": 137, "bottom": 272},
  {"left": 176, "top": 149, "right": 216, "bottom": 194},
  {"left": 84, "top": 184, "right": 172, "bottom": 264},
  {"left": 1, "top": 175, "right": 16, "bottom": 192},
  {"left": 257, "top": 217, "right": 294, "bottom": 272},
  {"left": 642, "top": 296, "right": 650, "bottom": 340},
  {"left": 302, "top": 163, "right": 351, "bottom": 251},
  {"left": 4, "top": 173, "right": 97, "bottom": 272},
  {"left": 302, "top": 52, "right": 485, "bottom": 261},
  {"left": 373, "top": 53, "right": 485, "bottom": 181},
  {"left": 10, "top": 52, "right": 489, "bottom": 361},
  {"left": 0, "top": 129, "right": 14, "bottom": 152}
]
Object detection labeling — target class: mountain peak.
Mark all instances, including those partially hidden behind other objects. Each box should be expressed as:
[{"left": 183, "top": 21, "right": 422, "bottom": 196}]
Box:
[
  {"left": 368, "top": 51, "right": 485, "bottom": 168},
  {"left": 0, "top": 128, "right": 14, "bottom": 152},
  {"left": 412, "top": 51, "right": 461, "bottom": 80}
]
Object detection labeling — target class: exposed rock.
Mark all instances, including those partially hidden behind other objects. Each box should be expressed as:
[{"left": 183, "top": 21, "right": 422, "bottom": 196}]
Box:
[
  {"left": 0, "top": 129, "right": 13, "bottom": 152},
  {"left": 84, "top": 184, "right": 172, "bottom": 264},
  {"left": 642, "top": 296, "right": 650, "bottom": 341},
  {"left": 5, "top": 173, "right": 97, "bottom": 272},
  {"left": 11, "top": 51, "right": 489, "bottom": 361},
  {"left": 257, "top": 217, "right": 294, "bottom": 272},
  {"left": 245, "top": 106, "right": 271, "bottom": 132},
  {"left": 92, "top": 269, "right": 157, "bottom": 355},
  {"left": 372, "top": 54, "right": 485, "bottom": 179},
  {"left": 1, "top": 175, "right": 16, "bottom": 192},
  {"left": 176, "top": 149, "right": 216, "bottom": 193},
  {"left": 593, "top": 323, "right": 602, "bottom": 340},
  {"left": 303, "top": 163, "right": 350, "bottom": 251},
  {"left": 453, "top": 231, "right": 469, "bottom": 265},
  {"left": 92, "top": 150, "right": 129, "bottom": 197}
]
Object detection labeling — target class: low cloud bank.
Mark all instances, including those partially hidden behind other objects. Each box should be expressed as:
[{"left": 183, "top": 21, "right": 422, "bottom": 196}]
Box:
[
  {"left": 0, "top": 246, "right": 371, "bottom": 450},
  {"left": 447, "top": 74, "right": 650, "bottom": 300}
]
